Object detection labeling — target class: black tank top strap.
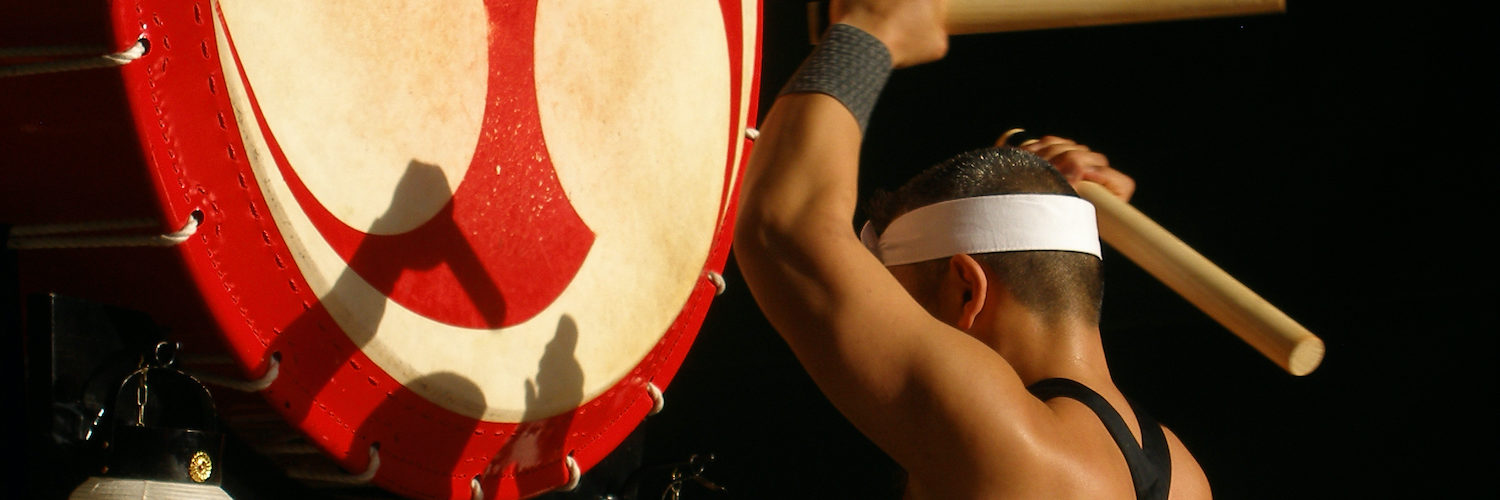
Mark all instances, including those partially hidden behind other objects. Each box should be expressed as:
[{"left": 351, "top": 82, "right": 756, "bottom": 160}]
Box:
[
  {"left": 1027, "top": 378, "right": 1171, "bottom": 500},
  {"left": 1128, "top": 398, "right": 1172, "bottom": 499}
]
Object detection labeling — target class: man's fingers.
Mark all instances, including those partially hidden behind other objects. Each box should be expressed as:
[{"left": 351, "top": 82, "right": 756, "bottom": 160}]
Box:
[
  {"left": 1002, "top": 132, "right": 1135, "bottom": 201},
  {"left": 1042, "top": 147, "right": 1134, "bottom": 202},
  {"left": 1080, "top": 168, "right": 1136, "bottom": 202},
  {"left": 1021, "top": 135, "right": 1085, "bottom": 151},
  {"left": 1034, "top": 145, "right": 1100, "bottom": 165},
  {"left": 1042, "top": 149, "right": 1110, "bottom": 178}
]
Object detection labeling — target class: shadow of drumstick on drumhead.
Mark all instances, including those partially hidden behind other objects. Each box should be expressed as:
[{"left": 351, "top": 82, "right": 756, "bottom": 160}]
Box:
[
  {"left": 484, "top": 314, "right": 585, "bottom": 498},
  {"left": 270, "top": 159, "right": 507, "bottom": 408},
  {"left": 344, "top": 159, "right": 509, "bottom": 329}
]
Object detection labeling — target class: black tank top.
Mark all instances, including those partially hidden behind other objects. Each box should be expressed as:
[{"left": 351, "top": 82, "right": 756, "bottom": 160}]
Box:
[{"left": 1027, "top": 378, "right": 1171, "bottom": 500}]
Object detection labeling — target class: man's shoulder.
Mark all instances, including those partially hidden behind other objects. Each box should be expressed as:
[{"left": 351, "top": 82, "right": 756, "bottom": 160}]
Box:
[{"left": 1162, "top": 425, "right": 1213, "bottom": 500}]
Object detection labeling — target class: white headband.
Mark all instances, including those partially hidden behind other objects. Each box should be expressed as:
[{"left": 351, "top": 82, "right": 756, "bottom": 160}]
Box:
[{"left": 859, "top": 194, "right": 1102, "bottom": 265}]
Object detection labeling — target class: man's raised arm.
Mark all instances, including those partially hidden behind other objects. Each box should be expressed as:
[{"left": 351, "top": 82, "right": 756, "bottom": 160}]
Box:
[{"left": 731, "top": 1, "right": 1046, "bottom": 487}]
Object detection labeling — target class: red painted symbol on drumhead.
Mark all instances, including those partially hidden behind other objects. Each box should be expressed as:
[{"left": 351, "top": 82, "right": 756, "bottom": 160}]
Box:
[{"left": 220, "top": 1, "right": 592, "bottom": 329}]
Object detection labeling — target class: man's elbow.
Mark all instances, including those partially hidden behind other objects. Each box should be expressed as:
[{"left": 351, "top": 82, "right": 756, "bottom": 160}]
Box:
[
  {"left": 733, "top": 208, "right": 790, "bottom": 262},
  {"left": 733, "top": 189, "right": 861, "bottom": 280}
]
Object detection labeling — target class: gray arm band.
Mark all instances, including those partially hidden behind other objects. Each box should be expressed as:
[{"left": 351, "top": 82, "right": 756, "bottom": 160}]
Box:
[{"left": 779, "top": 23, "right": 893, "bottom": 132}]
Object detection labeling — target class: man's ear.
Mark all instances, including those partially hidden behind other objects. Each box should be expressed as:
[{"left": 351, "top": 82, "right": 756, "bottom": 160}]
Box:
[{"left": 949, "top": 254, "right": 988, "bottom": 330}]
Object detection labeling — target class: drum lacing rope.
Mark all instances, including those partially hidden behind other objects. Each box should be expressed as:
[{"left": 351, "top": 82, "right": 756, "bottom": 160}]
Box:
[
  {"left": 287, "top": 444, "right": 380, "bottom": 485},
  {"left": 475, "top": 453, "right": 581, "bottom": 499},
  {"left": 259, "top": 442, "right": 322, "bottom": 456},
  {"left": 0, "top": 38, "right": 148, "bottom": 79},
  {"left": 192, "top": 353, "right": 280, "bottom": 393},
  {"left": 6, "top": 210, "right": 201, "bottom": 249},
  {"left": 705, "top": 271, "right": 727, "bottom": 296},
  {"left": 561, "top": 454, "right": 582, "bottom": 492},
  {"left": 744, "top": 128, "right": 761, "bottom": 141},
  {"left": 6, "top": 217, "right": 157, "bottom": 237},
  {"left": 647, "top": 382, "right": 665, "bottom": 415}
]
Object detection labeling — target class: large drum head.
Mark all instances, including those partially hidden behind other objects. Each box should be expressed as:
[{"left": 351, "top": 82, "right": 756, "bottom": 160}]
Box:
[{"left": 5, "top": 1, "right": 761, "bottom": 498}]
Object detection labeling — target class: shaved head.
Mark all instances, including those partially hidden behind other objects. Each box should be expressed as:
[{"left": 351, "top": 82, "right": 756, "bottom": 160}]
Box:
[{"left": 866, "top": 147, "right": 1104, "bottom": 323}]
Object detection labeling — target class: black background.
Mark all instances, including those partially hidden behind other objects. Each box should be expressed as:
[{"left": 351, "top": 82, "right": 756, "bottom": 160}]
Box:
[{"left": 640, "top": 1, "right": 1495, "bottom": 499}]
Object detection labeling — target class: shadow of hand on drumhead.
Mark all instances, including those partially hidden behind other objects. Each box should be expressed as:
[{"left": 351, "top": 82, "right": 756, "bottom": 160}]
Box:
[
  {"left": 528, "top": 314, "right": 585, "bottom": 420},
  {"left": 483, "top": 314, "right": 586, "bottom": 498}
]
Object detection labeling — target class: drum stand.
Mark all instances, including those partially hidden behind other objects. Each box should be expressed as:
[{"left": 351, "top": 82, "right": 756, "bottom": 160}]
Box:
[
  {"left": 14, "top": 291, "right": 724, "bottom": 500},
  {"left": 18, "top": 293, "right": 261, "bottom": 499}
]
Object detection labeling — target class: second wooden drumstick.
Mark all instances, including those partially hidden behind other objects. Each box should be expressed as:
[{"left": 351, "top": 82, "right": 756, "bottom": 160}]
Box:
[
  {"left": 945, "top": 0, "right": 1286, "bottom": 34},
  {"left": 1074, "top": 180, "right": 1324, "bottom": 376},
  {"left": 808, "top": 0, "right": 1285, "bottom": 43}
]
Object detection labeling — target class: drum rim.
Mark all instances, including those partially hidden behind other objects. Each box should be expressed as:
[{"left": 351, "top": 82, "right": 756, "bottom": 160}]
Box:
[{"left": 103, "top": 0, "right": 765, "bottom": 498}]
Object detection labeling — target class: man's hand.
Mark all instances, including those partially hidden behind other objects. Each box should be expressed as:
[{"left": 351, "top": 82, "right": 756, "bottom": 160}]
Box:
[
  {"left": 832, "top": 0, "right": 949, "bottom": 68},
  {"left": 1020, "top": 135, "right": 1136, "bottom": 202}
]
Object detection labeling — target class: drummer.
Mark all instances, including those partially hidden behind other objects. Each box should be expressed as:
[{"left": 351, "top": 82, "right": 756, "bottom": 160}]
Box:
[{"left": 732, "top": 0, "right": 1211, "bottom": 498}]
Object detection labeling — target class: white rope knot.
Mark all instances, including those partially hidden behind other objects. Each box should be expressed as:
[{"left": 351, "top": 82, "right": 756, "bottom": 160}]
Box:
[
  {"left": 705, "top": 271, "right": 726, "bottom": 296},
  {"left": 647, "top": 382, "right": 665, "bottom": 416},
  {"left": 744, "top": 127, "right": 761, "bottom": 141},
  {"left": 192, "top": 353, "right": 279, "bottom": 392},
  {"left": 357, "top": 445, "right": 381, "bottom": 482},
  {"left": 561, "top": 454, "right": 581, "bottom": 491}
]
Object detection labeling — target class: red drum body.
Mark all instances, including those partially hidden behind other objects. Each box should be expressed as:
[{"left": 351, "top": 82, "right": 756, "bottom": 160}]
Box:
[{"left": 3, "top": 1, "right": 762, "bottom": 498}]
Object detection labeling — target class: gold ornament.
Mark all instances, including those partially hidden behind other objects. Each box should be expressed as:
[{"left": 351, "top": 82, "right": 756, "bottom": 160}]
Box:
[{"left": 188, "top": 451, "right": 213, "bottom": 483}]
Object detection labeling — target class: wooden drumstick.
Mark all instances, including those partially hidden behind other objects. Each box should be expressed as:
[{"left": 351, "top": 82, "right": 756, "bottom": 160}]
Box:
[
  {"left": 945, "top": 0, "right": 1285, "bottom": 35},
  {"left": 1074, "top": 180, "right": 1324, "bottom": 376},
  {"left": 1005, "top": 126, "right": 1322, "bottom": 375},
  {"left": 808, "top": 0, "right": 1284, "bottom": 42}
]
